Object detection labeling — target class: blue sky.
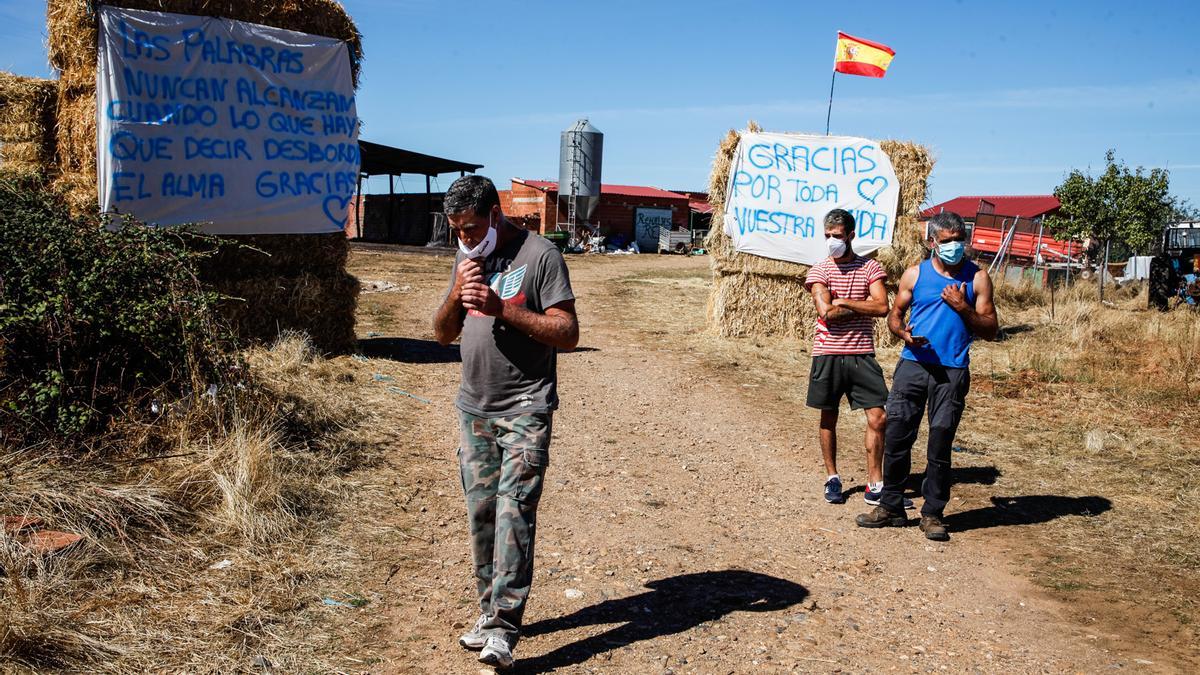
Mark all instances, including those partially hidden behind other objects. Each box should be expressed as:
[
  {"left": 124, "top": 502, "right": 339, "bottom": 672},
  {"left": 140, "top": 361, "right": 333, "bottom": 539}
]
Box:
[{"left": 3, "top": 0, "right": 1199, "bottom": 206}]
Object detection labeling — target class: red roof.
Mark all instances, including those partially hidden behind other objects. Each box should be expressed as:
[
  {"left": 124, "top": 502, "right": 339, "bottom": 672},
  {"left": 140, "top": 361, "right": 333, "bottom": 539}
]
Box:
[
  {"left": 689, "top": 200, "right": 713, "bottom": 214},
  {"left": 921, "top": 195, "right": 1060, "bottom": 220},
  {"left": 515, "top": 179, "right": 687, "bottom": 201}
]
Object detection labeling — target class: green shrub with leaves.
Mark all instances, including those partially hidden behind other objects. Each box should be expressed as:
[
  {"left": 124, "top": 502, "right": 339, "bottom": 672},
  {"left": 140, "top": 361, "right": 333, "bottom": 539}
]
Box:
[{"left": 0, "top": 174, "right": 234, "bottom": 439}]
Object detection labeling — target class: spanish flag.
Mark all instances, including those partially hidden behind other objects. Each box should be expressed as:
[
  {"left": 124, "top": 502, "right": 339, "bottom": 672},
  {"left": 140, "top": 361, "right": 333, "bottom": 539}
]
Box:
[{"left": 833, "top": 31, "right": 895, "bottom": 78}]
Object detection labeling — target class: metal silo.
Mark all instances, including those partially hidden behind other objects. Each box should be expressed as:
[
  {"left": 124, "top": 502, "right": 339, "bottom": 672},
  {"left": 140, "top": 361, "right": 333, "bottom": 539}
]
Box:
[{"left": 558, "top": 119, "right": 603, "bottom": 238}]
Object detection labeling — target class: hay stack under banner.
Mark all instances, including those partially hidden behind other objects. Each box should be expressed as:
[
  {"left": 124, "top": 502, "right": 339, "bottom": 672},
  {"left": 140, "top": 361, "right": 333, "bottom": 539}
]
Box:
[
  {"left": 0, "top": 72, "right": 58, "bottom": 179},
  {"left": 45, "top": 0, "right": 364, "bottom": 354},
  {"left": 704, "top": 123, "right": 934, "bottom": 343}
]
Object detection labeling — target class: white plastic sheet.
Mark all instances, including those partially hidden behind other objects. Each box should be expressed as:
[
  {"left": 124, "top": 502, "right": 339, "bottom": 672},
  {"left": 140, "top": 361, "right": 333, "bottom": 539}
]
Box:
[
  {"left": 723, "top": 132, "right": 899, "bottom": 266},
  {"left": 97, "top": 6, "right": 359, "bottom": 234}
]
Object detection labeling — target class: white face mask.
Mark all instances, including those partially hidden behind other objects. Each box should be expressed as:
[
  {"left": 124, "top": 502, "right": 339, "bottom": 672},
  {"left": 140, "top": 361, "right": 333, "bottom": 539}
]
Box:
[
  {"left": 458, "top": 213, "right": 497, "bottom": 259},
  {"left": 826, "top": 236, "right": 848, "bottom": 258}
]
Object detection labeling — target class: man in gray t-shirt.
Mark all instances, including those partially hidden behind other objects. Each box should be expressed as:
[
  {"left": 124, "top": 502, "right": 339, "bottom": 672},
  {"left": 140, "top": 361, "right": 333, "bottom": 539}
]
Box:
[{"left": 433, "top": 175, "right": 578, "bottom": 670}]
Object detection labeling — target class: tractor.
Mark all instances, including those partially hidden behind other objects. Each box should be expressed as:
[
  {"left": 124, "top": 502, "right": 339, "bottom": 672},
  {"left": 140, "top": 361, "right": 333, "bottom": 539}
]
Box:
[{"left": 1149, "top": 221, "right": 1200, "bottom": 310}]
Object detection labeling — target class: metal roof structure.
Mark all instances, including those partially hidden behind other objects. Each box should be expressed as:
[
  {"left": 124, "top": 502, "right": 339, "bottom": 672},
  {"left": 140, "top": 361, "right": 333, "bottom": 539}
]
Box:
[{"left": 359, "top": 140, "right": 483, "bottom": 177}]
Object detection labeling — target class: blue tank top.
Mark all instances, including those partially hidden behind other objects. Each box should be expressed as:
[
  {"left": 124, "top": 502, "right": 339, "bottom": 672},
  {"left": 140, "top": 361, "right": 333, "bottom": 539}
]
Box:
[{"left": 900, "top": 258, "right": 978, "bottom": 368}]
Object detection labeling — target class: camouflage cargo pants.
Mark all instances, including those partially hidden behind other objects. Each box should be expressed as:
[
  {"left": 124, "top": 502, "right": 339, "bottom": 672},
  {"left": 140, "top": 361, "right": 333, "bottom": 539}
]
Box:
[{"left": 457, "top": 410, "right": 552, "bottom": 648}]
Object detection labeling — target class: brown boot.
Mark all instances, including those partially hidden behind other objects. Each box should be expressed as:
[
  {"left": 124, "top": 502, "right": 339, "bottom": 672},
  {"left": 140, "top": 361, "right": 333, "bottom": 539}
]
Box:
[
  {"left": 919, "top": 515, "right": 949, "bottom": 541},
  {"left": 855, "top": 506, "right": 907, "bottom": 529}
]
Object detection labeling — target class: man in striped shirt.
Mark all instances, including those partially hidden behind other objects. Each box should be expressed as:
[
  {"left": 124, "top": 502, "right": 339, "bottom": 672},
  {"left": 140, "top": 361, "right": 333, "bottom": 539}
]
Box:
[{"left": 805, "top": 209, "right": 891, "bottom": 506}]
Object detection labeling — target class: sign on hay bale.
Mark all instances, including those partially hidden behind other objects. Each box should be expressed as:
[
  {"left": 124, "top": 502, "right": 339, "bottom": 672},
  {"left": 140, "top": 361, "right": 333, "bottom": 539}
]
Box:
[
  {"left": 45, "top": 0, "right": 366, "bottom": 353},
  {"left": 96, "top": 6, "right": 360, "bottom": 234},
  {"left": 46, "top": 0, "right": 363, "bottom": 215},
  {"left": 723, "top": 132, "right": 899, "bottom": 266},
  {"left": 704, "top": 124, "right": 933, "bottom": 340}
]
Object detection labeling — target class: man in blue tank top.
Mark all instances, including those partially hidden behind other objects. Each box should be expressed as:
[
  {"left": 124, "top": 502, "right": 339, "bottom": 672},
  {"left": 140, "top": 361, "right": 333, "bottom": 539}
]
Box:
[{"left": 855, "top": 212, "right": 999, "bottom": 541}]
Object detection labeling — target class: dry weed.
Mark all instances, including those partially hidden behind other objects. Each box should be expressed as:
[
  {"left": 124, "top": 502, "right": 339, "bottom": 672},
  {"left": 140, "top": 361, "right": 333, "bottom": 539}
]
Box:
[
  {"left": 0, "top": 533, "right": 122, "bottom": 668},
  {"left": 0, "top": 334, "right": 377, "bottom": 671}
]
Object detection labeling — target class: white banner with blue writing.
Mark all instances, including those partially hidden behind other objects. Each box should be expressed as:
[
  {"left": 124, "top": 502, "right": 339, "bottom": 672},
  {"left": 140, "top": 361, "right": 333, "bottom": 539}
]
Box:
[
  {"left": 723, "top": 132, "right": 899, "bottom": 266},
  {"left": 97, "top": 6, "right": 359, "bottom": 234}
]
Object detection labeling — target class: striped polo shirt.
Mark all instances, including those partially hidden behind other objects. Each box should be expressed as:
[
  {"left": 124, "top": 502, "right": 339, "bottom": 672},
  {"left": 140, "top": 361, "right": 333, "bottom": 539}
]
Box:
[{"left": 804, "top": 255, "right": 887, "bottom": 356}]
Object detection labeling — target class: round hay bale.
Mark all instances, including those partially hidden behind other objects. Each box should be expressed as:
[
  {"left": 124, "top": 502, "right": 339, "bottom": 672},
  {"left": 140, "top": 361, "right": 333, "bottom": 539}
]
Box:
[{"left": 704, "top": 125, "right": 934, "bottom": 339}]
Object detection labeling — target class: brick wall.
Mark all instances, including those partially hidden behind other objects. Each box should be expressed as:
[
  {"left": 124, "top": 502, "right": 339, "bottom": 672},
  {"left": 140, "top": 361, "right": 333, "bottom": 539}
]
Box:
[
  {"left": 588, "top": 196, "right": 689, "bottom": 243},
  {"left": 504, "top": 181, "right": 690, "bottom": 243}
]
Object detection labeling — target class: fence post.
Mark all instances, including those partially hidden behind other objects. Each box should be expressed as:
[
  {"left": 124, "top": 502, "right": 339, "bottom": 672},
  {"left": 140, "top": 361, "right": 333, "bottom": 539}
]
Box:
[{"left": 1099, "top": 238, "right": 1111, "bottom": 303}]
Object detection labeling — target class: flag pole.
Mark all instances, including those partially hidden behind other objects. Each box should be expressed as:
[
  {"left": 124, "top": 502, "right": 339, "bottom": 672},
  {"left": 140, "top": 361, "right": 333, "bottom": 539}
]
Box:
[{"left": 825, "top": 70, "right": 837, "bottom": 135}]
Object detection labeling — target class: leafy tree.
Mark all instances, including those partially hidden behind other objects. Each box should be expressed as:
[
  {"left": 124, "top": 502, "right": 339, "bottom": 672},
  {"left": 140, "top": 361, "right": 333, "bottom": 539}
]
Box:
[{"left": 1045, "top": 150, "right": 1176, "bottom": 255}]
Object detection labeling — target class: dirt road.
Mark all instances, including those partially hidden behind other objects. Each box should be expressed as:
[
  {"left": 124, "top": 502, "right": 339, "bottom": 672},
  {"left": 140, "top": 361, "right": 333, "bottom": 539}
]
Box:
[{"left": 337, "top": 248, "right": 1170, "bottom": 673}]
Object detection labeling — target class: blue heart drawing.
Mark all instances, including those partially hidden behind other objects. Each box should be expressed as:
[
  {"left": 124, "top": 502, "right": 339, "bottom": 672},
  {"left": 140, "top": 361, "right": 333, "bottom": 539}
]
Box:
[
  {"left": 323, "top": 194, "right": 354, "bottom": 228},
  {"left": 857, "top": 177, "right": 889, "bottom": 205}
]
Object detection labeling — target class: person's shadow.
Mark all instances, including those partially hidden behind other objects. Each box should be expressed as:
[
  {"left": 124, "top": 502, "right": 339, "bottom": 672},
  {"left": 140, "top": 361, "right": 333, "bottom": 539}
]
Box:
[
  {"left": 357, "top": 337, "right": 460, "bottom": 362},
  {"left": 514, "top": 570, "right": 807, "bottom": 673},
  {"left": 945, "top": 495, "right": 1112, "bottom": 532}
]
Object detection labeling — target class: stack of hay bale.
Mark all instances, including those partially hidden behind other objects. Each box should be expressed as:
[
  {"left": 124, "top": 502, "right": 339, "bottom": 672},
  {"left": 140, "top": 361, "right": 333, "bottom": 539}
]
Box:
[
  {"left": 36, "top": 0, "right": 364, "bottom": 353},
  {"left": 704, "top": 123, "right": 934, "bottom": 344},
  {"left": 0, "top": 73, "right": 58, "bottom": 180}
]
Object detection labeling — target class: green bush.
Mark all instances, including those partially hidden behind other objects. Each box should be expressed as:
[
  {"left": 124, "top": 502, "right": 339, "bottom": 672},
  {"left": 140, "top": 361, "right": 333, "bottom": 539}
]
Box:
[{"left": 0, "top": 174, "right": 234, "bottom": 439}]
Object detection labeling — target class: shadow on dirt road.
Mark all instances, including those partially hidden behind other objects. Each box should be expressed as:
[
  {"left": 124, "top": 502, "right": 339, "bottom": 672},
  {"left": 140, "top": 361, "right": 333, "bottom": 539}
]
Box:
[{"left": 515, "top": 570, "right": 807, "bottom": 673}]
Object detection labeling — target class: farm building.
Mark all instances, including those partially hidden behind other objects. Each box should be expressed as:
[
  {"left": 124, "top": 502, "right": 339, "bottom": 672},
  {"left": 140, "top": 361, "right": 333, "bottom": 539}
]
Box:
[
  {"left": 500, "top": 179, "right": 705, "bottom": 250},
  {"left": 345, "top": 140, "right": 483, "bottom": 244},
  {"left": 674, "top": 190, "right": 714, "bottom": 241},
  {"left": 921, "top": 194, "right": 1061, "bottom": 224},
  {"left": 920, "top": 194, "right": 1080, "bottom": 266}
]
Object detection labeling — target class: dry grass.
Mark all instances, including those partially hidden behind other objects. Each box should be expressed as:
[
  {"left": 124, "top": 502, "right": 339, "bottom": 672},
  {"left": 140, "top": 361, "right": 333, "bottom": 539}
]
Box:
[
  {"left": 703, "top": 123, "right": 933, "bottom": 340},
  {"left": 966, "top": 296, "right": 1200, "bottom": 628},
  {"left": 0, "top": 333, "right": 384, "bottom": 671}
]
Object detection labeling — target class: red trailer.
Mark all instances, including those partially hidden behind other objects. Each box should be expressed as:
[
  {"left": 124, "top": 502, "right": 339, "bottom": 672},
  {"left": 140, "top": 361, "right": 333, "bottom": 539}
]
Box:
[{"left": 970, "top": 212, "right": 1082, "bottom": 264}]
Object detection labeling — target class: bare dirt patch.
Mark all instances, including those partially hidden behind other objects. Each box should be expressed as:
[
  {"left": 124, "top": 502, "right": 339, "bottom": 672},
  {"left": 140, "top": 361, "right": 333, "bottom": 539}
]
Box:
[{"left": 324, "top": 247, "right": 1196, "bottom": 673}]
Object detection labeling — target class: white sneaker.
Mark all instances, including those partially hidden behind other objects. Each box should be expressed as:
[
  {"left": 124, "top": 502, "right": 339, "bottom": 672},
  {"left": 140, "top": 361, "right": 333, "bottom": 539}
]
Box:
[
  {"left": 478, "top": 635, "right": 513, "bottom": 669},
  {"left": 458, "top": 614, "right": 488, "bottom": 650}
]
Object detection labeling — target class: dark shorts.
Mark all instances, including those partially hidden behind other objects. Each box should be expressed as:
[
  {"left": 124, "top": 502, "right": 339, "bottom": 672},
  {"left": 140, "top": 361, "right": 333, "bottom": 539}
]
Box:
[{"left": 806, "top": 354, "right": 888, "bottom": 411}]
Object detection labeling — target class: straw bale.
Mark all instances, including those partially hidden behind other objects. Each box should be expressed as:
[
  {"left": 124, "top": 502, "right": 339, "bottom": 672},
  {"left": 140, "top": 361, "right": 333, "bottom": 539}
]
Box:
[
  {"left": 213, "top": 270, "right": 359, "bottom": 354},
  {"left": 51, "top": 171, "right": 99, "bottom": 215},
  {"left": 0, "top": 165, "right": 50, "bottom": 183},
  {"left": 55, "top": 88, "right": 96, "bottom": 178},
  {"left": 0, "top": 72, "right": 58, "bottom": 174},
  {"left": 0, "top": 142, "right": 47, "bottom": 166},
  {"left": 704, "top": 125, "right": 934, "bottom": 339},
  {"left": 47, "top": 0, "right": 363, "bottom": 91},
  {"left": 876, "top": 140, "right": 935, "bottom": 281},
  {"left": 707, "top": 272, "right": 816, "bottom": 339},
  {"left": 200, "top": 233, "right": 350, "bottom": 280}
]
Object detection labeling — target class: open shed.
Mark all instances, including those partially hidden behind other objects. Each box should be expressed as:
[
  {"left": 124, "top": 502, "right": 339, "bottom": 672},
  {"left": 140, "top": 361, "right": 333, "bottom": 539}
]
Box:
[{"left": 348, "top": 140, "right": 483, "bottom": 244}]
